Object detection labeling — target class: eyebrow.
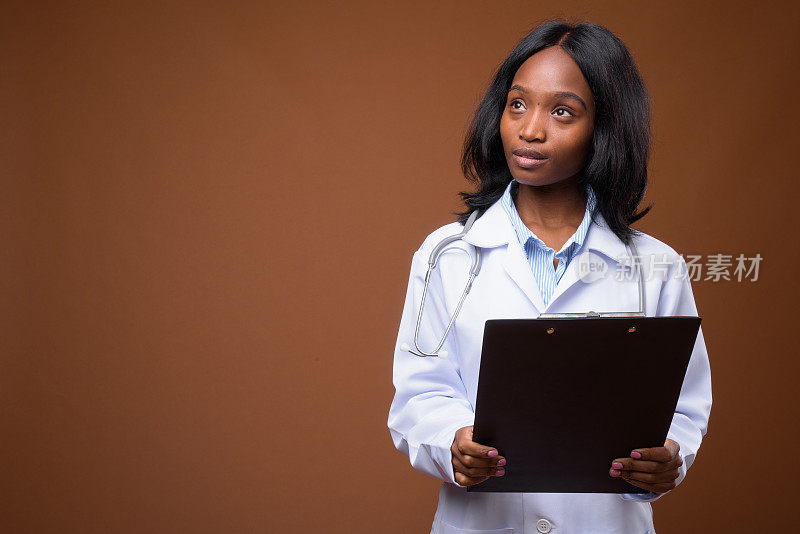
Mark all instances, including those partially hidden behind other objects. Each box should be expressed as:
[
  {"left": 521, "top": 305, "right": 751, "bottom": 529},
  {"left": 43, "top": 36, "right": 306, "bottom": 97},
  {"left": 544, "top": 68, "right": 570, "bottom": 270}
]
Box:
[{"left": 508, "top": 84, "right": 587, "bottom": 110}]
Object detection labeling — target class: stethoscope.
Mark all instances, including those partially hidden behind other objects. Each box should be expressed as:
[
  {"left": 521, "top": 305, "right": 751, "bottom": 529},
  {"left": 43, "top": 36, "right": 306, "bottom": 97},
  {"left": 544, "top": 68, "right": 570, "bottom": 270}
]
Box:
[{"left": 400, "top": 209, "right": 646, "bottom": 358}]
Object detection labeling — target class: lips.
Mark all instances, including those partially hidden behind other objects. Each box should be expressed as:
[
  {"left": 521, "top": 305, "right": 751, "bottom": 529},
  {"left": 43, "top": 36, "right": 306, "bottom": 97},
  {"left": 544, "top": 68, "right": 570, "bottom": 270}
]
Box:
[
  {"left": 511, "top": 149, "right": 549, "bottom": 170},
  {"left": 512, "top": 147, "right": 548, "bottom": 159}
]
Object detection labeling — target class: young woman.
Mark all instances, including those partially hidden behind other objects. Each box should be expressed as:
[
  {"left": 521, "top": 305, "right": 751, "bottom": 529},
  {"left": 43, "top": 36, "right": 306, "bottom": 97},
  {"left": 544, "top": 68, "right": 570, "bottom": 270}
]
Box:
[{"left": 387, "top": 20, "right": 712, "bottom": 534}]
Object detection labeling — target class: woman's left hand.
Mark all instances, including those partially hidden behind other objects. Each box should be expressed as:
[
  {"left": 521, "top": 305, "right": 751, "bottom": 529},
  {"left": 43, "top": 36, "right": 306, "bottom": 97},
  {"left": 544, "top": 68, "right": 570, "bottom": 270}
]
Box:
[{"left": 609, "top": 438, "right": 683, "bottom": 494}]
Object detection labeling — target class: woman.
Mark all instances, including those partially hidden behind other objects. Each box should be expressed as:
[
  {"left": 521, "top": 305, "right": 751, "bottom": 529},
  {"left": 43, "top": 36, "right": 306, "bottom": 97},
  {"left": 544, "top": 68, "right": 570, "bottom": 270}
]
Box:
[{"left": 387, "top": 20, "right": 712, "bottom": 534}]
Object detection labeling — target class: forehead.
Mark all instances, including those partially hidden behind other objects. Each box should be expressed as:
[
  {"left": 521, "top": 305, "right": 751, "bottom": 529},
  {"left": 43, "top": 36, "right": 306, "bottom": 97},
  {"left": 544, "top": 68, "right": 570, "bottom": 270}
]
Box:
[{"left": 511, "top": 47, "right": 594, "bottom": 105}]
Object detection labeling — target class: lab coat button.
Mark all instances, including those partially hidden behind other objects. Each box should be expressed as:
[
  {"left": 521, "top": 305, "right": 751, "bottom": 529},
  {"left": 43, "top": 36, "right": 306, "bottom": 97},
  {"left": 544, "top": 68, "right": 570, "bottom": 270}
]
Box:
[{"left": 536, "top": 518, "right": 552, "bottom": 533}]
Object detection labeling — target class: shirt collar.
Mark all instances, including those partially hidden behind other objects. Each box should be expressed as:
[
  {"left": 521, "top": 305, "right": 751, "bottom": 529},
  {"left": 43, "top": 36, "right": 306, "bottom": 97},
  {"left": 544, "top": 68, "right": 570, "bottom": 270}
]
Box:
[
  {"left": 461, "top": 181, "right": 629, "bottom": 264},
  {"left": 499, "top": 179, "right": 597, "bottom": 257}
]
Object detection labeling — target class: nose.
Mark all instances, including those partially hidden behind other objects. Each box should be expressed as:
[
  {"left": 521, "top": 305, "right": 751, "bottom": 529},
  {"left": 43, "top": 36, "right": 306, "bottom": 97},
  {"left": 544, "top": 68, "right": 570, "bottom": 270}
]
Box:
[{"left": 519, "top": 105, "right": 547, "bottom": 142}]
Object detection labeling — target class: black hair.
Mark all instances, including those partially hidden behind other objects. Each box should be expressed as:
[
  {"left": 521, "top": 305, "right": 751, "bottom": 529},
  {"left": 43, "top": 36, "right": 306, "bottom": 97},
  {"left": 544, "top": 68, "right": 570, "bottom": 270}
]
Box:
[{"left": 454, "top": 19, "right": 652, "bottom": 244}]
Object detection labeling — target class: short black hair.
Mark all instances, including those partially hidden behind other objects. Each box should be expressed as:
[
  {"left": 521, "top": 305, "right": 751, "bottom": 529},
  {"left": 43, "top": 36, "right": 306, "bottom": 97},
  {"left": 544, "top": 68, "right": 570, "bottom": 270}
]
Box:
[{"left": 455, "top": 19, "right": 652, "bottom": 244}]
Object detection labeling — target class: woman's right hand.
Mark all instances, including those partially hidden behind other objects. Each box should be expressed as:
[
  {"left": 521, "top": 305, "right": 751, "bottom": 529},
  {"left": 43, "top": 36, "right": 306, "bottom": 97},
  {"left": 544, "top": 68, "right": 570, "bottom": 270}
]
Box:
[{"left": 451, "top": 425, "right": 506, "bottom": 486}]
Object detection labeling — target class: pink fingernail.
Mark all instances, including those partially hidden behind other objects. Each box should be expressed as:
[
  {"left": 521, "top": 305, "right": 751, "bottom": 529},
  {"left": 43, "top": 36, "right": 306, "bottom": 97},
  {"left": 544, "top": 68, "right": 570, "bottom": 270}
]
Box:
[
  {"left": 496, "top": 468, "right": 505, "bottom": 476},
  {"left": 488, "top": 450, "right": 498, "bottom": 457},
  {"left": 610, "top": 469, "right": 620, "bottom": 476},
  {"left": 631, "top": 451, "right": 642, "bottom": 459},
  {"left": 612, "top": 462, "right": 623, "bottom": 469},
  {"left": 497, "top": 459, "right": 506, "bottom": 466}
]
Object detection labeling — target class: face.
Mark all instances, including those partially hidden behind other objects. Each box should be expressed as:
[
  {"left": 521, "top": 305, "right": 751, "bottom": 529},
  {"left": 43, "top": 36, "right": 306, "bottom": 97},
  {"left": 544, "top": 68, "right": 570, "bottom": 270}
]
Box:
[{"left": 500, "top": 46, "right": 596, "bottom": 187}]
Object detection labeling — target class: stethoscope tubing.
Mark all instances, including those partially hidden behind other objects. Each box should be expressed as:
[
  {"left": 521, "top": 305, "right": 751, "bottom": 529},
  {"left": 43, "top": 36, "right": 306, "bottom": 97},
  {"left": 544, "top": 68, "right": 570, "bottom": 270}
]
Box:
[{"left": 402, "top": 209, "right": 646, "bottom": 358}]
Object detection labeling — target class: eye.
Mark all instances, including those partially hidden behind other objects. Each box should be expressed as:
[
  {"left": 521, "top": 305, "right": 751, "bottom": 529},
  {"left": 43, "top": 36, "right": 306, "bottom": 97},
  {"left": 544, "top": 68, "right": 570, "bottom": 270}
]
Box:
[
  {"left": 509, "top": 99, "right": 525, "bottom": 111},
  {"left": 554, "top": 107, "right": 574, "bottom": 117}
]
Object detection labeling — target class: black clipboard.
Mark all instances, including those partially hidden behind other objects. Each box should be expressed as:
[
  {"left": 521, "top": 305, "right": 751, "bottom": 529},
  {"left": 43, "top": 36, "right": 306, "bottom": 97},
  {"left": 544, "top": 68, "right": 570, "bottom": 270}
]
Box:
[{"left": 468, "top": 316, "right": 701, "bottom": 493}]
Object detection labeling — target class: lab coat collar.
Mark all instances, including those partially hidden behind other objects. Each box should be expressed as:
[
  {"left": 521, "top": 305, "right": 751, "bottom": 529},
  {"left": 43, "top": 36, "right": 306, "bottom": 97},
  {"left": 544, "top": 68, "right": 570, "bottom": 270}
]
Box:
[
  {"left": 461, "top": 190, "right": 630, "bottom": 263},
  {"left": 462, "top": 191, "right": 632, "bottom": 313},
  {"left": 583, "top": 210, "right": 631, "bottom": 263},
  {"left": 461, "top": 196, "right": 515, "bottom": 248}
]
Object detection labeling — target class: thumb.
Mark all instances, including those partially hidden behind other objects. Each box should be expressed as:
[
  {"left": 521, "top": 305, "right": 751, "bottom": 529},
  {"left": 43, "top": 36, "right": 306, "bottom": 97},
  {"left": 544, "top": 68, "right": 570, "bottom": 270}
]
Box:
[{"left": 465, "top": 431, "right": 498, "bottom": 458}]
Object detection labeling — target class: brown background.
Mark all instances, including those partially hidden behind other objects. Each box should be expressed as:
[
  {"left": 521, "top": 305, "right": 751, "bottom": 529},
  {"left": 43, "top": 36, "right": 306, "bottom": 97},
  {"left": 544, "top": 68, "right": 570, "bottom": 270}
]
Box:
[{"left": 3, "top": 1, "right": 799, "bottom": 532}]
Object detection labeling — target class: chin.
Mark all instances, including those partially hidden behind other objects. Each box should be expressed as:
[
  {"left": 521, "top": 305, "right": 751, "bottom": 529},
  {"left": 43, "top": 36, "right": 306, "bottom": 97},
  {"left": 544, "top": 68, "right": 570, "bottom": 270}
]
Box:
[{"left": 512, "top": 175, "right": 559, "bottom": 187}]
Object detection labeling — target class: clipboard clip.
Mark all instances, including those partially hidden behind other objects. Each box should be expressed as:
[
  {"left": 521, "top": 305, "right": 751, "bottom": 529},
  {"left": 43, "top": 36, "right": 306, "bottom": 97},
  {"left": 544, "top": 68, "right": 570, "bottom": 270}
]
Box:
[{"left": 537, "top": 311, "right": 646, "bottom": 319}]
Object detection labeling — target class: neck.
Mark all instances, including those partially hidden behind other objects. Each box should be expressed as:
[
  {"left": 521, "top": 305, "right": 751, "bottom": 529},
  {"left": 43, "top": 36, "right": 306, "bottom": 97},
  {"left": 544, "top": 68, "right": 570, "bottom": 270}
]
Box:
[{"left": 512, "top": 178, "right": 587, "bottom": 230}]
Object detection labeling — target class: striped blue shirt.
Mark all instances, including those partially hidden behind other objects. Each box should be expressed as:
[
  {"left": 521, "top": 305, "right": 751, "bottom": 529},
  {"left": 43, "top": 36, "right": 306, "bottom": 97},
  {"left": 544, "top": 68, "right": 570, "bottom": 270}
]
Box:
[{"left": 500, "top": 179, "right": 597, "bottom": 307}]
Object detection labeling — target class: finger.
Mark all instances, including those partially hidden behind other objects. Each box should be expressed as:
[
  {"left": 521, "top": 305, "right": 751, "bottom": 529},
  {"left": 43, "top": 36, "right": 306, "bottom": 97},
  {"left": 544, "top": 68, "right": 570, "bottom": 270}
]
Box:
[
  {"left": 455, "top": 471, "right": 490, "bottom": 487},
  {"left": 457, "top": 434, "right": 501, "bottom": 460},
  {"left": 629, "top": 446, "right": 673, "bottom": 463},
  {"left": 616, "top": 467, "right": 680, "bottom": 484},
  {"left": 611, "top": 458, "right": 676, "bottom": 474},
  {"left": 453, "top": 453, "right": 506, "bottom": 478},
  {"left": 460, "top": 453, "right": 505, "bottom": 470},
  {"left": 453, "top": 458, "right": 504, "bottom": 482},
  {"left": 451, "top": 442, "right": 505, "bottom": 469}
]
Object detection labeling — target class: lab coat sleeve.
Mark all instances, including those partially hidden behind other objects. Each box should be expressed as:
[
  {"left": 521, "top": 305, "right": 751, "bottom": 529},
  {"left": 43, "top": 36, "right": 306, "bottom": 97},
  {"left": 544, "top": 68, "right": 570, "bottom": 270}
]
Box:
[
  {"left": 620, "top": 255, "right": 713, "bottom": 502},
  {"left": 387, "top": 244, "right": 476, "bottom": 487}
]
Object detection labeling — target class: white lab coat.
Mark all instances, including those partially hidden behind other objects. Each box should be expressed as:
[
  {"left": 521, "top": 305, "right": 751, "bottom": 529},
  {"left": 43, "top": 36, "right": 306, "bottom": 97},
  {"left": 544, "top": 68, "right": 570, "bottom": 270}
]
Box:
[{"left": 387, "top": 195, "right": 713, "bottom": 534}]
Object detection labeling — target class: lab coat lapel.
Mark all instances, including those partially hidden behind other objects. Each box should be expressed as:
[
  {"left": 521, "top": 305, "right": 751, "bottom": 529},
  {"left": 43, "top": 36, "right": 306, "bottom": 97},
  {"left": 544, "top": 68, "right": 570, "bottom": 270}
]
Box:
[
  {"left": 503, "top": 239, "right": 547, "bottom": 313},
  {"left": 462, "top": 197, "right": 546, "bottom": 314},
  {"left": 546, "top": 211, "right": 631, "bottom": 310}
]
